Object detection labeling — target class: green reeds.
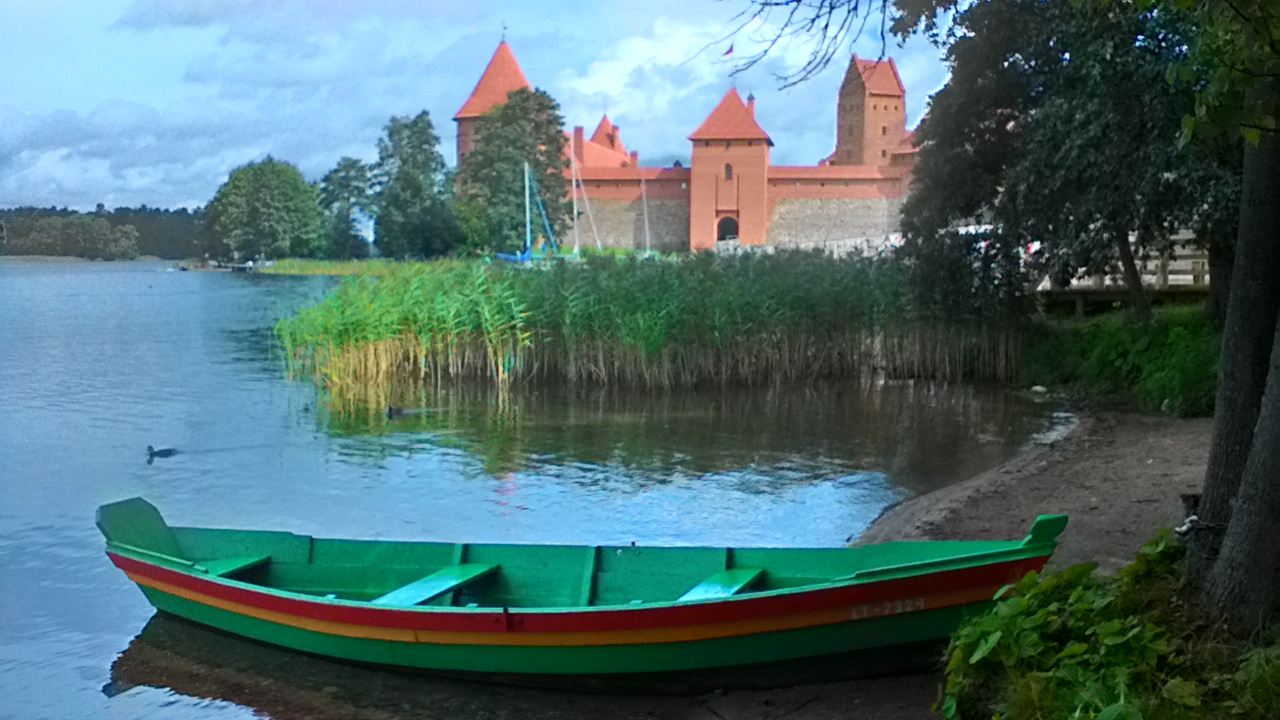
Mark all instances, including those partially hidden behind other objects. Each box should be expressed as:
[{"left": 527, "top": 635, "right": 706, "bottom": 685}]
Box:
[
  {"left": 260, "top": 258, "right": 400, "bottom": 276},
  {"left": 275, "top": 252, "right": 1020, "bottom": 389}
]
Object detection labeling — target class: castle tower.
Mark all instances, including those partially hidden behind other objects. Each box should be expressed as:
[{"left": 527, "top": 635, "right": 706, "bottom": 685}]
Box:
[
  {"left": 830, "top": 55, "right": 905, "bottom": 166},
  {"left": 687, "top": 89, "right": 773, "bottom": 250},
  {"left": 453, "top": 40, "right": 531, "bottom": 166}
]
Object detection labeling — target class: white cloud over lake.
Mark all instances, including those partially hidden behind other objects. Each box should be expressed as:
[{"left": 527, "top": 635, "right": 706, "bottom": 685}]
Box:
[{"left": 0, "top": 0, "right": 948, "bottom": 211}]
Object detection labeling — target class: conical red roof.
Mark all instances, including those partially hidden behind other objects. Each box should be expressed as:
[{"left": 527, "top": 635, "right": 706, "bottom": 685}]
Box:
[
  {"left": 589, "top": 115, "right": 627, "bottom": 155},
  {"left": 688, "top": 88, "right": 770, "bottom": 142},
  {"left": 454, "top": 41, "right": 531, "bottom": 120},
  {"left": 852, "top": 56, "right": 905, "bottom": 96}
]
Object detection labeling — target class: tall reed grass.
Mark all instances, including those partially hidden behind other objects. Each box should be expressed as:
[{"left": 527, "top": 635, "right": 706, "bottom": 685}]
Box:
[
  {"left": 275, "top": 253, "right": 1020, "bottom": 389},
  {"left": 261, "top": 258, "right": 400, "bottom": 276}
]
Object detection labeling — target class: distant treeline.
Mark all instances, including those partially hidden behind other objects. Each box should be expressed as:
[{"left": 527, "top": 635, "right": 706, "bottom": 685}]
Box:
[{"left": 0, "top": 205, "right": 202, "bottom": 260}]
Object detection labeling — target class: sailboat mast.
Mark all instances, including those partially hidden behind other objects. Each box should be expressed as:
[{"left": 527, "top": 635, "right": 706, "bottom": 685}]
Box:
[
  {"left": 570, "top": 136, "right": 580, "bottom": 253},
  {"left": 524, "top": 161, "right": 532, "bottom": 254},
  {"left": 640, "top": 172, "right": 652, "bottom": 257}
]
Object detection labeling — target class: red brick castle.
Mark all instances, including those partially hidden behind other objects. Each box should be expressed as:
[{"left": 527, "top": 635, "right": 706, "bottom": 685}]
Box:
[{"left": 455, "top": 41, "right": 916, "bottom": 252}]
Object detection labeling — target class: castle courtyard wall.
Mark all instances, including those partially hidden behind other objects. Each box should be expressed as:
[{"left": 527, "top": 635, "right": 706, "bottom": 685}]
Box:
[
  {"left": 566, "top": 198, "right": 689, "bottom": 253},
  {"left": 765, "top": 196, "right": 903, "bottom": 246}
]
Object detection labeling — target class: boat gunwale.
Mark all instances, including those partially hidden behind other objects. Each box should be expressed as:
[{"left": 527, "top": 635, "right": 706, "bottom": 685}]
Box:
[{"left": 107, "top": 545, "right": 1054, "bottom": 635}]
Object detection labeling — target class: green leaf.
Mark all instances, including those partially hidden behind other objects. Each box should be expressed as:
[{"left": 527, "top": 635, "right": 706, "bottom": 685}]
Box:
[
  {"left": 1097, "top": 701, "right": 1143, "bottom": 720},
  {"left": 1055, "top": 641, "right": 1089, "bottom": 660},
  {"left": 1242, "top": 126, "right": 1261, "bottom": 145},
  {"left": 1162, "top": 678, "right": 1201, "bottom": 707},
  {"left": 969, "top": 630, "right": 1002, "bottom": 664}
]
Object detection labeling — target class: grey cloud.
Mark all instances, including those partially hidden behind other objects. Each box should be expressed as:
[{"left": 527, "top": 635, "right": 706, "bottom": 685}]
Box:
[{"left": 113, "top": 0, "right": 256, "bottom": 30}]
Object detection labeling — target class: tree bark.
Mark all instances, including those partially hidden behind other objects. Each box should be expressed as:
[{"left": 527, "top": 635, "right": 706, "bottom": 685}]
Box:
[
  {"left": 1206, "top": 314, "right": 1280, "bottom": 633},
  {"left": 1205, "top": 227, "right": 1234, "bottom": 330},
  {"left": 1113, "top": 229, "right": 1151, "bottom": 322},
  {"left": 1189, "top": 115, "right": 1280, "bottom": 584}
]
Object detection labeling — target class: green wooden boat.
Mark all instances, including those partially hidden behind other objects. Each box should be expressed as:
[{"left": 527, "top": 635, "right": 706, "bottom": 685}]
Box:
[{"left": 99, "top": 497, "right": 1066, "bottom": 675}]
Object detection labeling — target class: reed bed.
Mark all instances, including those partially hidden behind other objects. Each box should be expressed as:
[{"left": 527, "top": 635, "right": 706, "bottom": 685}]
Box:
[
  {"left": 260, "top": 258, "right": 401, "bottom": 276},
  {"left": 275, "top": 253, "right": 1020, "bottom": 389}
]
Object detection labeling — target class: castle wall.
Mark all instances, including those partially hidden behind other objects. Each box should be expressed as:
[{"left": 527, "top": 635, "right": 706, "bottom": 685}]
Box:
[
  {"left": 765, "top": 196, "right": 903, "bottom": 245},
  {"left": 566, "top": 198, "right": 689, "bottom": 253}
]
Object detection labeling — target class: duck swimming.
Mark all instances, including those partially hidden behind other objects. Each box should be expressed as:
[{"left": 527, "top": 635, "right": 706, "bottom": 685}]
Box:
[{"left": 146, "top": 445, "right": 178, "bottom": 465}]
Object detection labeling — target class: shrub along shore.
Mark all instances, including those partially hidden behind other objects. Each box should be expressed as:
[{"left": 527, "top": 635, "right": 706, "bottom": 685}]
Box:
[{"left": 272, "top": 253, "right": 1022, "bottom": 391}]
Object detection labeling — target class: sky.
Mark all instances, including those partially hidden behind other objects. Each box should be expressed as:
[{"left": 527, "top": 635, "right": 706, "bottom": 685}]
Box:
[{"left": 0, "top": 0, "right": 950, "bottom": 211}]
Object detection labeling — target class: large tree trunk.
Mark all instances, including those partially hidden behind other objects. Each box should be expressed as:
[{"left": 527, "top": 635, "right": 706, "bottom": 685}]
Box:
[
  {"left": 1113, "top": 230, "right": 1151, "bottom": 322},
  {"left": 1189, "top": 115, "right": 1280, "bottom": 586},
  {"left": 1205, "top": 227, "right": 1234, "bottom": 330},
  {"left": 1206, "top": 315, "right": 1280, "bottom": 632}
]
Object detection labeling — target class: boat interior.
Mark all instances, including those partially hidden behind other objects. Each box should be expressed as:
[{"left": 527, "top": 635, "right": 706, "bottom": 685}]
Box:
[{"left": 99, "top": 498, "right": 1064, "bottom": 609}]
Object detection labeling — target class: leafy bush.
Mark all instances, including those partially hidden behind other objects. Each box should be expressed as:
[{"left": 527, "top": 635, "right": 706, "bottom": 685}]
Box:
[
  {"left": 1021, "top": 305, "right": 1220, "bottom": 416},
  {"left": 942, "top": 531, "right": 1279, "bottom": 719}
]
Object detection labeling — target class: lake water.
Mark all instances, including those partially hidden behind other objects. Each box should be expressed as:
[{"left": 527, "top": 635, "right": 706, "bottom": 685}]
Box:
[{"left": 0, "top": 259, "right": 1055, "bottom": 718}]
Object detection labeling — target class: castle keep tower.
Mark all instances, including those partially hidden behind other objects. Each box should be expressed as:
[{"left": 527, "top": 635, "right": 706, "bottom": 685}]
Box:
[
  {"left": 830, "top": 55, "right": 906, "bottom": 166},
  {"left": 453, "top": 41, "right": 530, "bottom": 166},
  {"left": 687, "top": 89, "right": 773, "bottom": 251}
]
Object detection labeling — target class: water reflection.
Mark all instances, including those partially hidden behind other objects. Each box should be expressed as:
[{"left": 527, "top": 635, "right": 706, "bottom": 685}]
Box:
[
  {"left": 110, "top": 614, "right": 699, "bottom": 719},
  {"left": 321, "top": 379, "right": 1042, "bottom": 497},
  {"left": 109, "top": 613, "right": 939, "bottom": 716}
]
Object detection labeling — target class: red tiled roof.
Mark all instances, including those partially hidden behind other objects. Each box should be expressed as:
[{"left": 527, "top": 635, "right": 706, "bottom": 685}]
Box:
[
  {"left": 454, "top": 41, "right": 531, "bottom": 120},
  {"left": 853, "top": 56, "right": 905, "bottom": 97},
  {"left": 893, "top": 129, "right": 919, "bottom": 155},
  {"left": 589, "top": 115, "right": 628, "bottom": 155},
  {"left": 564, "top": 130, "right": 631, "bottom": 168},
  {"left": 688, "top": 88, "right": 771, "bottom": 142}
]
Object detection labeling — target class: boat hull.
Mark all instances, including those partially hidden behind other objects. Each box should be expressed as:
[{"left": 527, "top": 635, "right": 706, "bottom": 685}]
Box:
[{"left": 113, "top": 551, "right": 1050, "bottom": 674}]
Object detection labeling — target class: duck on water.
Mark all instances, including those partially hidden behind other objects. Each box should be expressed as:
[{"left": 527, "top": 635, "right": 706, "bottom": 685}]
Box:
[{"left": 146, "top": 446, "right": 178, "bottom": 465}]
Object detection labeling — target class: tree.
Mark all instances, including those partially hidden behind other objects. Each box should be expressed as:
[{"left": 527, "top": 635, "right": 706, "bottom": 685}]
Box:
[
  {"left": 456, "top": 88, "right": 570, "bottom": 252},
  {"left": 19, "top": 215, "right": 138, "bottom": 260},
  {"left": 318, "top": 157, "right": 373, "bottom": 259},
  {"left": 740, "top": 0, "right": 1280, "bottom": 634},
  {"left": 901, "top": 0, "right": 1236, "bottom": 322},
  {"left": 204, "top": 157, "right": 324, "bottom": 260},
  {"left": 372, "top": 112, "right": 456, "bottom": 259}
]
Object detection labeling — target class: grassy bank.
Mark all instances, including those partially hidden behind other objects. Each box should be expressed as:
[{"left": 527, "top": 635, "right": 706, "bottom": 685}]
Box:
[
  {"left": 943, "top": 533, "right": 1278, "bottom": 719},
  {"left": 1021, "top": 305, "right": 1220, "bottom": 416},
  {"left": 260, "top": 258, "right": 401, "bottom": 276},
  {"left": 275, "top": 254, "right": 1020, "bottom": 389}
]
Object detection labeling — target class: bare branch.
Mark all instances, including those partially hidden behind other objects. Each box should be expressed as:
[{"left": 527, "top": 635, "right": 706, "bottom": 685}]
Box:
[{"left": 728, "top": 1, "right": 896, "bottom": 88}]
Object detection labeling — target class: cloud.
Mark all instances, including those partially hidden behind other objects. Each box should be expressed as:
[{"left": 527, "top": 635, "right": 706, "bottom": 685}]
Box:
[{"left": 2, "top": 1, "right": 946, "bottom": 210}]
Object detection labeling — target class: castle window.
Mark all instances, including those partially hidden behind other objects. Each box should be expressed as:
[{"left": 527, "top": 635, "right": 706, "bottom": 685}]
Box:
[
  {"left": 882, "top": 126, "right": 888, "bottom": 135},
  {"left": 881, "top": 150, "right": 888, "bottom": 158},
  {"left": 873, "top": 104, "right": 878, "bottom": 110},
  {"left": 724, "top": 163, "right": 733, "bottom": 180}
]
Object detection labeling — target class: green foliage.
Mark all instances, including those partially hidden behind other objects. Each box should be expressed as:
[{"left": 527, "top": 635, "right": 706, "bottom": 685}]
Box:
[
  {"left": 371, "top": 112, "right": 457, "bottom": 259},
  {"left": 318, "top": 157, "right": 374, "bottom": 260},
  {"left": 1, "top": 214, "right": 138, "bottom": 260},
  {"left": 1021, "top": 305, "right": 1220, "bottom": 416},
  {"left": 457, "top": 88, "right": 570, "bottom": 252},
  {"left": 275, "top": 253, "right": 1018, "bottom": 388},
  {"left": 943, "top": 532, "right": 1278, "bottom": 720},
  {"left": 2, "top": 206, "right": 203, "bottom": 260},
  {"left": 899, "top": 0, "right": 1239, "bottom": 318},
  {"left": 204, "top": 157, "right": 325, "bottom": 260}
]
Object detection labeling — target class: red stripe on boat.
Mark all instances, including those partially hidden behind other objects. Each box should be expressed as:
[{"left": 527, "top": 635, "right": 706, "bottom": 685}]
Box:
[{"left": 109, "top": 552, "right": 1048, "bottom": 634}]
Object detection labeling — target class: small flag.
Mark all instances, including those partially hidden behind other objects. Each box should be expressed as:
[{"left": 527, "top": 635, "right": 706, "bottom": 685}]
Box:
[{"left": 723, "top": 44, "right": 734, "bottom": 56}]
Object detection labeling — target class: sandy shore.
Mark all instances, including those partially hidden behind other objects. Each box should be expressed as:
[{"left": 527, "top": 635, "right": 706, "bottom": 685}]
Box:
[
  {"left": 112, "top": 410, "right": 1212, "bottom": 720},
  {"left": 859, "top": 410, "right": 1211, "bottom": 574}
]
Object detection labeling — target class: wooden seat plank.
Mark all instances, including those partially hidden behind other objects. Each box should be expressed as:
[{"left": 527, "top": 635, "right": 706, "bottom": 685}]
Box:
[
  {"left": 371, "top": 564, "right": 499, "bottom": 607},
  {"left": 678, "top": 568, "right": 763, "bottom": 602},
  {"left": 194, "top": 555, "right": 271, "bottom": 577}
]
